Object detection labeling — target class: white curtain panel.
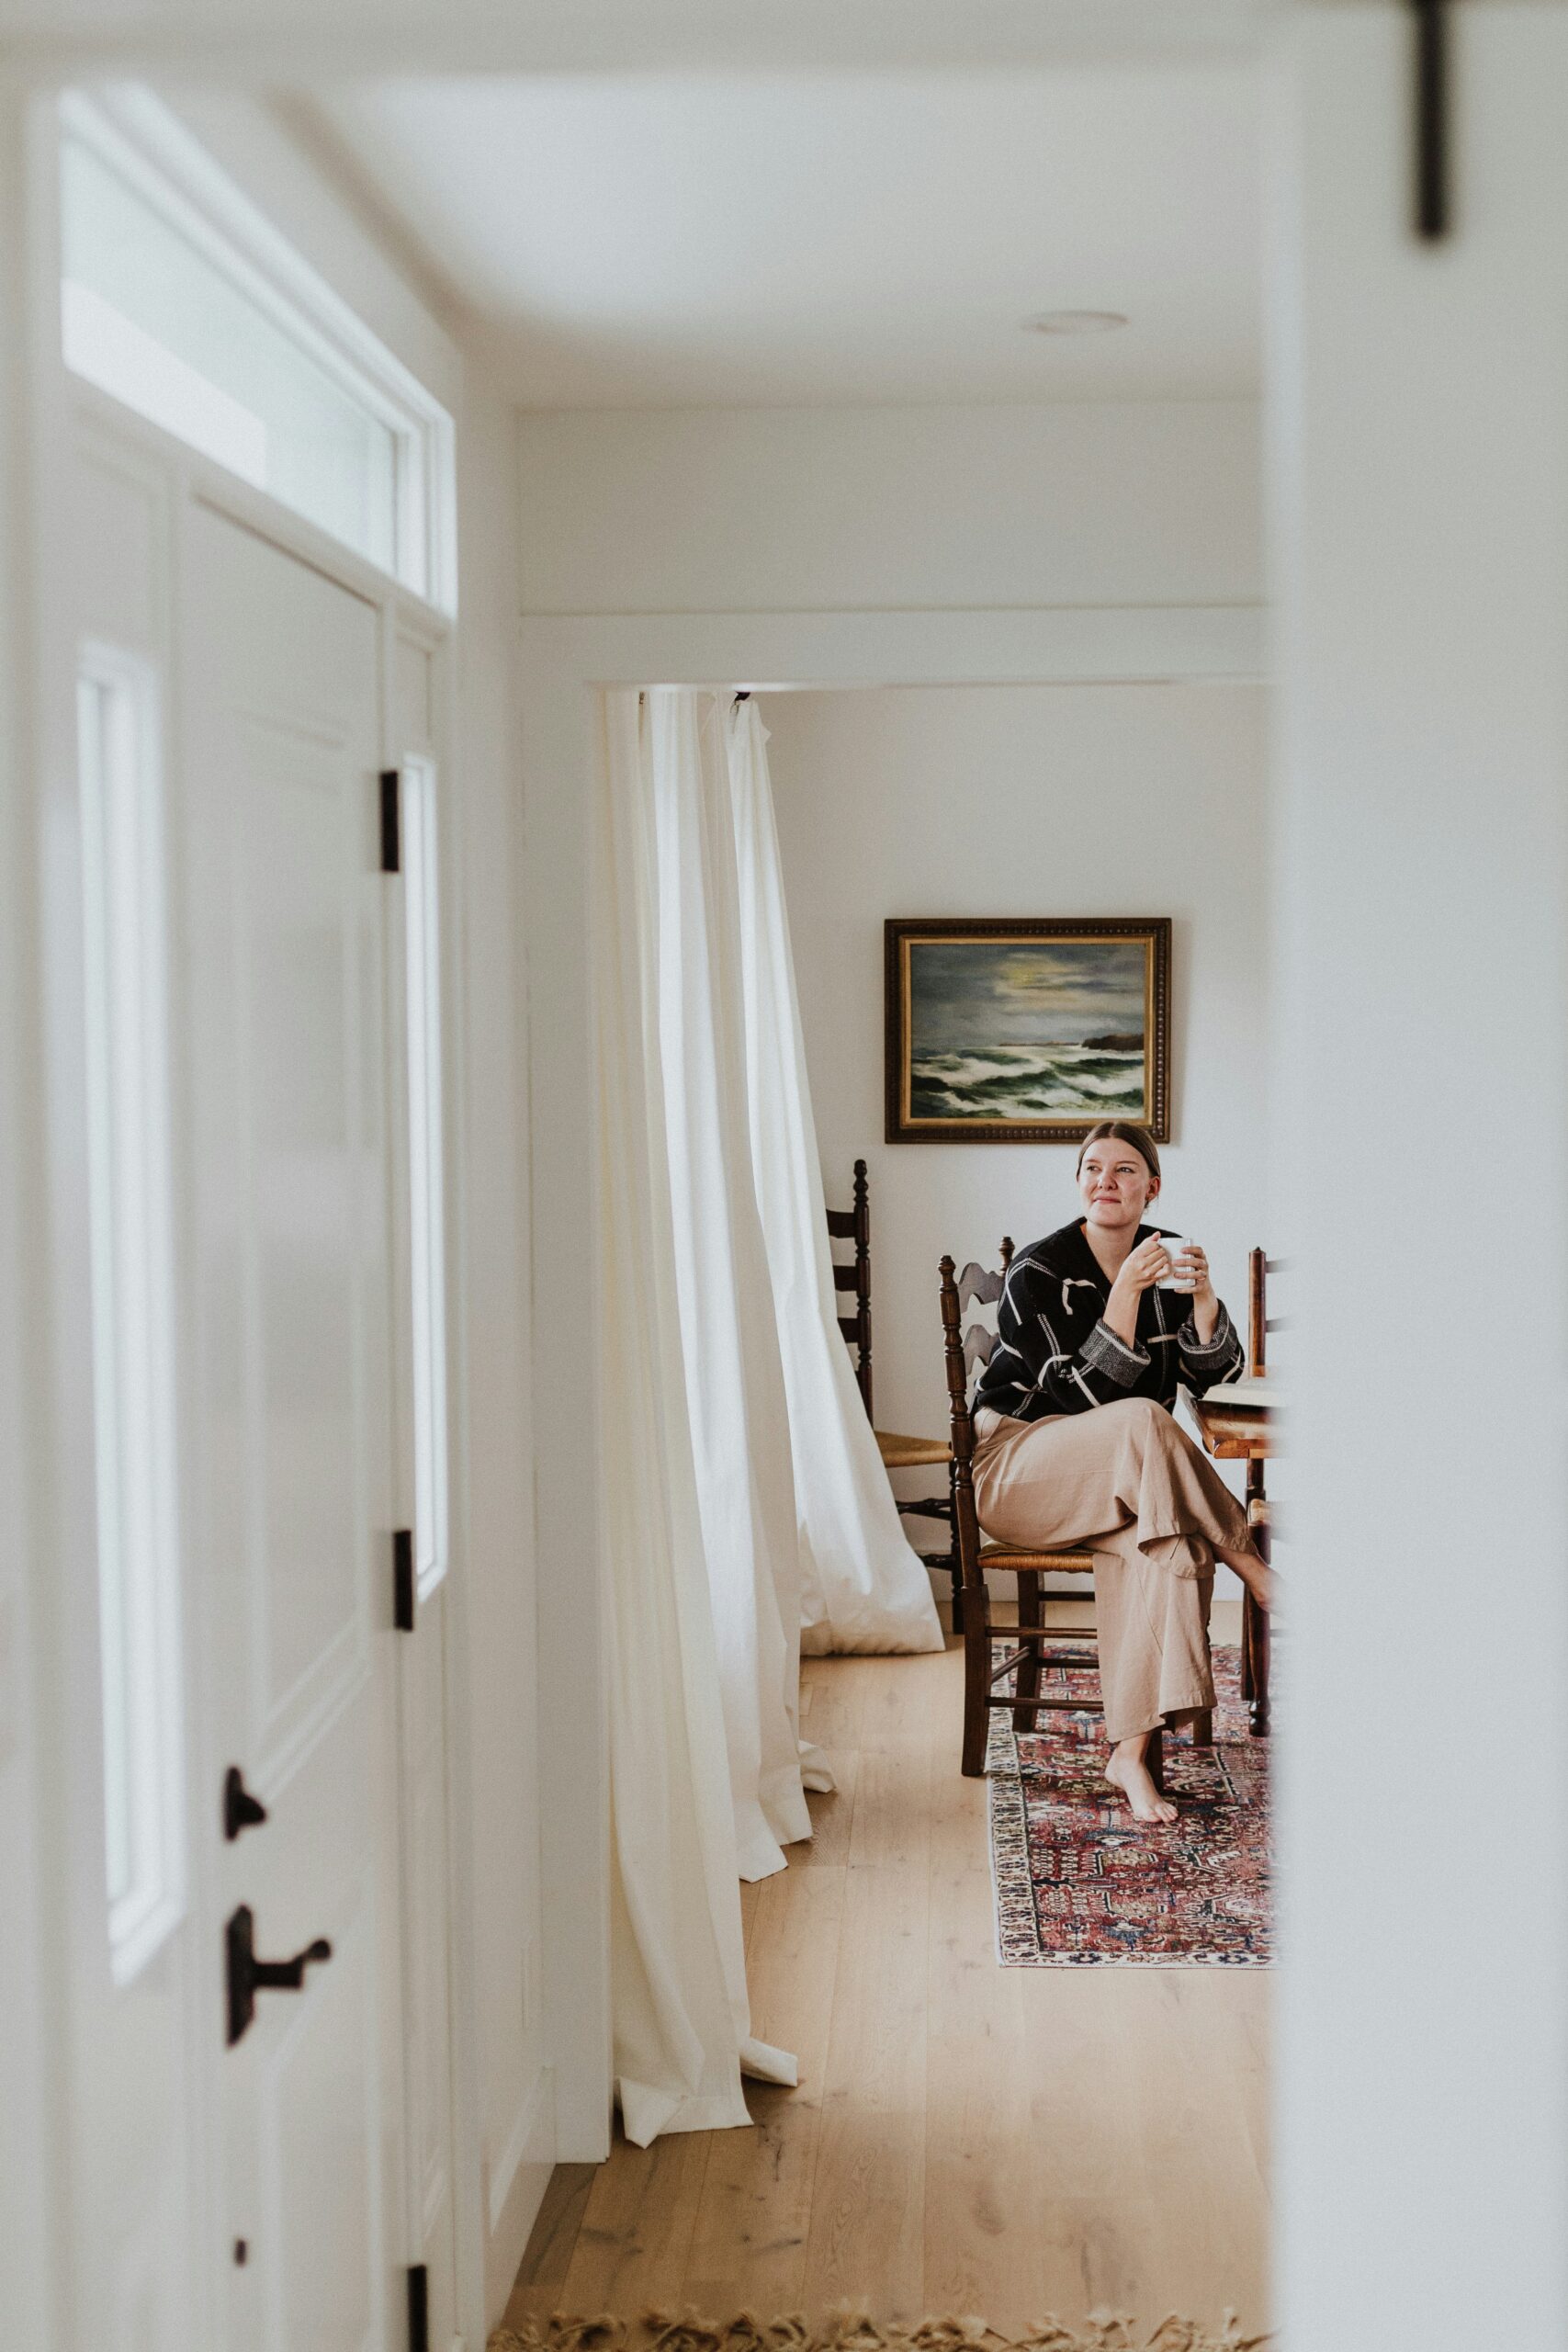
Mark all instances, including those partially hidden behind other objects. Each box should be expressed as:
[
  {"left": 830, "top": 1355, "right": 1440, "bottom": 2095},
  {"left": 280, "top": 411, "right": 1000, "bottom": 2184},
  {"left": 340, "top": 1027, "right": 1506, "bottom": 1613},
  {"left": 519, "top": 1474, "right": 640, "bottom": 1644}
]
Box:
[
  {"left": 644, "top": 688, "right": 830, "bottom": 1883},
  {"left": 726, "top": 698, "right": 944, "bottom": 1657},
  {"left": 592, "top": 684, "right": 942, "bottom": 2143},
  {"left": 594, "top": 693, "right": 795, "bottom": 2144}
]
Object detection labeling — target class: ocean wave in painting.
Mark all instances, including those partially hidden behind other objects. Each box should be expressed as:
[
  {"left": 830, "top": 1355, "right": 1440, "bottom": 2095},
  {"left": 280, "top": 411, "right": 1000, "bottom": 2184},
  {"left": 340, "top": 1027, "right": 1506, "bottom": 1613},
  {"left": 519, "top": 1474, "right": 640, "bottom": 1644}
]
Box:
[{"left": 910, "top": 1044, "right": 1146, "bottom": 1122}]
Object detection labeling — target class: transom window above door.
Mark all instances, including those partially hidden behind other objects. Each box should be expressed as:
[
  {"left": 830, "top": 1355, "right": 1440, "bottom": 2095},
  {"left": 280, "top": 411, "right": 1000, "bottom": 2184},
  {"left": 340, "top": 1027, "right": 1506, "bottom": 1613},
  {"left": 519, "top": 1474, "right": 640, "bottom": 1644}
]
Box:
[{"left": 60, "top": 89, "right": 456, "bottom": 609}]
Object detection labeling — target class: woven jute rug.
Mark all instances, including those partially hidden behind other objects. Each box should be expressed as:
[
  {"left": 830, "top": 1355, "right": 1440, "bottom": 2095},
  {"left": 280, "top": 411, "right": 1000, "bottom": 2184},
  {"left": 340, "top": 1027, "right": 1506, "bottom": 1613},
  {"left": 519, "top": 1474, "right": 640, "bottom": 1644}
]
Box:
[
  {"left": 987, "top": 1644, "right": 1270, "bottom": 1967},
  {"left": 490, "top": 2313, "right": 1269, "bottom": 2352}
]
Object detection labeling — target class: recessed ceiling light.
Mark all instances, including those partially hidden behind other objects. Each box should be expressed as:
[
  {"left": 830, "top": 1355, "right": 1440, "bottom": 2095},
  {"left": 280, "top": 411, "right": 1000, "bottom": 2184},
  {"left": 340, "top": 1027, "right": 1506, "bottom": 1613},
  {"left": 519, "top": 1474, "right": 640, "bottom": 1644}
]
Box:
[{"left": 1023, "top": 310, "right": 1129, "bottom": 335}]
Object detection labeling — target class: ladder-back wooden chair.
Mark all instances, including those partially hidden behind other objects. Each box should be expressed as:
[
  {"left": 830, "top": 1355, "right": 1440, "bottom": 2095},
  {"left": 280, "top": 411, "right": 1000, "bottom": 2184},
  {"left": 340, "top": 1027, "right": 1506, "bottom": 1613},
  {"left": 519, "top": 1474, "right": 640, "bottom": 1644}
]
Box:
[
  {"left": 826, "top": 1160, "right": 962, "bottom": 1617},
  {"left": 826, "top": 1159, "right": 874, "bottom": 1413},
  {"left": 1241, "top": 1245, "right": 1287, "bottom": 1735},
  {"left": 940, "top": 1250, "right": 1120, "bottom": 1780}
]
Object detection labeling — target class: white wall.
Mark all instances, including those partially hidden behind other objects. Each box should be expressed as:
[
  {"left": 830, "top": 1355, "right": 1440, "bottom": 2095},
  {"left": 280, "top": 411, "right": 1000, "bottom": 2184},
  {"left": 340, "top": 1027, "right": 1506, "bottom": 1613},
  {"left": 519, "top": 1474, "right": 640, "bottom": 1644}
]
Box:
[
  {"left": 765, "top": 680, "right": 1268, "bottom": 1567},
  {"left": 1274, "top": 11, "right": 1568, "bottom": 2347},
  {"left": 453, "top": 382, "right": 552, "bottom": 2319},
  {"left": 516, "top": 400, "right": 1262, "bottom": 616}
]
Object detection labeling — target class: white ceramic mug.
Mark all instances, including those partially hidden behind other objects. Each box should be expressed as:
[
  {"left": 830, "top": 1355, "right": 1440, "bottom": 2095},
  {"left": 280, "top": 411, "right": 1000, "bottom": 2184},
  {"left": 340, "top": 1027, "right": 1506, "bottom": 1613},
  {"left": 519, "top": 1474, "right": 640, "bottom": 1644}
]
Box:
[{"left": 1157, "top": 1235, "right": 1198, "bottom": 1291}]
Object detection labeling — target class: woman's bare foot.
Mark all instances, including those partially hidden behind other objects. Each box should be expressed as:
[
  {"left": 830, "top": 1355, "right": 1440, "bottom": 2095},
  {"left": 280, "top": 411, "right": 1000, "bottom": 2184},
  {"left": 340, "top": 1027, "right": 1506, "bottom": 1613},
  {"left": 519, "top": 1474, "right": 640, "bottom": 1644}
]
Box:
[
  {"left": 1105, "top": 1739, "right": 1179, "bottom": 1826},
  {"left": 1216, "top": 1541, "right": 1281, "bottom": 1613}
]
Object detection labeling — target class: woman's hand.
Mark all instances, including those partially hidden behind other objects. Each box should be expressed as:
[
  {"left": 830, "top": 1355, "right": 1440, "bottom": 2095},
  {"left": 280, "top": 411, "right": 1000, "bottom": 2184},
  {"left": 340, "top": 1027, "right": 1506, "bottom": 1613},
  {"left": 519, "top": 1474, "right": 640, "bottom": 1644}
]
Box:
[{"left": 1102, "top": 1234, "right": 1172, "bottom": 1347}]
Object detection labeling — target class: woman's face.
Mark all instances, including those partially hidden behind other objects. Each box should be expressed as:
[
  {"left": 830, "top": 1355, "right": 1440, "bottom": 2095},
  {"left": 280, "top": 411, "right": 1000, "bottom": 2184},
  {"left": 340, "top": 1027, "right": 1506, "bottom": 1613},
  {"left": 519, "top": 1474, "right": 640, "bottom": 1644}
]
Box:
[{"left": 1077, "top": 1137, "right": 1159, "bottom": 1231}]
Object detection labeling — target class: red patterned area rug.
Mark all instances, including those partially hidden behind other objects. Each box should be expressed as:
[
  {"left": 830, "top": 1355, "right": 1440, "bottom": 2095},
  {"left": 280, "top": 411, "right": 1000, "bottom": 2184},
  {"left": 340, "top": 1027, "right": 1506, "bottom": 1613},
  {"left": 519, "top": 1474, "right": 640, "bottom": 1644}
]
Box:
[
  {"left": 987, "top": 1645, "right": 1270, "bottom": 1967},
  {"left": 491, "top": 2317, "right": 1269, "bottom": 2350}
]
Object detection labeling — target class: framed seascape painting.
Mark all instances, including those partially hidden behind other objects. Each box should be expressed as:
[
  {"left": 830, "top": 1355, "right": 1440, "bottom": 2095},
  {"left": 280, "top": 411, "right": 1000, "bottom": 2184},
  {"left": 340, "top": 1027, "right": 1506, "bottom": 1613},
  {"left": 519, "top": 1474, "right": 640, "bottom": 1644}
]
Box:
[{"left": 884, "top": 917, "right": 1171, "bottom": 1144}]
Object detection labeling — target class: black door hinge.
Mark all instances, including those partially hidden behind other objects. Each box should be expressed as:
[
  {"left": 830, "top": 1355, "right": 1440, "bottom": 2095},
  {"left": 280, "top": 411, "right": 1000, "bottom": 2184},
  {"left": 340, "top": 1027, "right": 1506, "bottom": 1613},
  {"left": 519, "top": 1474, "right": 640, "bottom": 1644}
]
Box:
[
  {"left": 393, "top": 1528, "right": 415, "bottom": 1633},
  {"left": 407, "top": 2264, "right": 429, "bottom": 2352},
  {"left": 379, "top": 768, "right": 402, "bottom": 874},
  {"left": 1409, "top": 0, "right": 1451, "bottom": 241}
]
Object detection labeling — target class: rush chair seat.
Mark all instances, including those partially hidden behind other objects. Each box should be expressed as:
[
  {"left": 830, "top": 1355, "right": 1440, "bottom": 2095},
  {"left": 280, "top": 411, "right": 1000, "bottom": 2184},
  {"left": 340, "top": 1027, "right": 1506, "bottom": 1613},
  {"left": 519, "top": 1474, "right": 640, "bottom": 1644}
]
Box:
[
  {"left": 874, "top": 1430, "right": 951, "bottom": 1472},
  {"left": 826, "top": 1159, "right": 965, "bottom": 1619}
]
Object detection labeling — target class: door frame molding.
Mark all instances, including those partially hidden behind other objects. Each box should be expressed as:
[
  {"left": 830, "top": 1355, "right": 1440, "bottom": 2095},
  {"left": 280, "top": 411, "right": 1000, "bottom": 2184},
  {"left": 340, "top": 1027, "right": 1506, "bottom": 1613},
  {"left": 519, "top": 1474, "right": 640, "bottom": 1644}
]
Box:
[{"left": 516, "top": 600, "right": 1266, "bottom": 2156}]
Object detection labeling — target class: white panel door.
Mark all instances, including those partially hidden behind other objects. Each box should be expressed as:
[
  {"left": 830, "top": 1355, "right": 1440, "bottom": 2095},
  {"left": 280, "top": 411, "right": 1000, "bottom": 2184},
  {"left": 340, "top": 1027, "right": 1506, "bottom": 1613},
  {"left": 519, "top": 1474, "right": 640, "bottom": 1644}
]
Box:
[{"left": 178, "top": 501, "right": 405, "bottom": 2352}]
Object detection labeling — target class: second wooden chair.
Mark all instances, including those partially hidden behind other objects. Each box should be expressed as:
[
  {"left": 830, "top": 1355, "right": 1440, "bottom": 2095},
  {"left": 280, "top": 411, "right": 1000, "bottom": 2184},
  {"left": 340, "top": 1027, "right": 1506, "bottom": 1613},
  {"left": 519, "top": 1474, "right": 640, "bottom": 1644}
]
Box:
[
  {"left": 826, "top": 1159, "right": 961, "bottom": 1615},
  {"left": 1242, "top": 1245, "right": 1284, "bottom": 1735}
]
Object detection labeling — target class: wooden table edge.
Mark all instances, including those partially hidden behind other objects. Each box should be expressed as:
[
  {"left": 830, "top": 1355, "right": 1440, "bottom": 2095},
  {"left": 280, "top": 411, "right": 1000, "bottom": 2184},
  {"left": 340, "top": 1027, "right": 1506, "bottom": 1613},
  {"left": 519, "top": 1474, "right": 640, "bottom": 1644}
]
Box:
[{"left": 1189, "top": 1399, "right": 1280, "bottom": 1461}]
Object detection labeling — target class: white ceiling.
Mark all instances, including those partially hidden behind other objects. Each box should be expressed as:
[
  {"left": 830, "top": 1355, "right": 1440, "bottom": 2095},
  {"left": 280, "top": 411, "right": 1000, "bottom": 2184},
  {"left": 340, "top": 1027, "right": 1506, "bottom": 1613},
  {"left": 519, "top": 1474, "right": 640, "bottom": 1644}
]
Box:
[{"left": 317, "top": 70, "right": 1262, "bottom": 409}]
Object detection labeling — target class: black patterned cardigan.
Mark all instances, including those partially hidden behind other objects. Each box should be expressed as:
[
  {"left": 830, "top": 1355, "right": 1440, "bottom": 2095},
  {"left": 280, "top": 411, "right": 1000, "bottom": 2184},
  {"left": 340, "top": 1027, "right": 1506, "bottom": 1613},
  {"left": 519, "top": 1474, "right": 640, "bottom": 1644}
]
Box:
[{"left": 972, "top": 1218, "right": 1245, "bottom": 1426}]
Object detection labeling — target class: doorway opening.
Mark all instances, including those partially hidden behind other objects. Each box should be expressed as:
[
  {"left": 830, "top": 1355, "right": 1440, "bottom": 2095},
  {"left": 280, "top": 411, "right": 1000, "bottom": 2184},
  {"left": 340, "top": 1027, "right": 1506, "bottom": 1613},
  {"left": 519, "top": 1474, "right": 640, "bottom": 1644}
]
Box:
[{"left": 502, "top": 668, "right": 1270, "bottom": 2335}]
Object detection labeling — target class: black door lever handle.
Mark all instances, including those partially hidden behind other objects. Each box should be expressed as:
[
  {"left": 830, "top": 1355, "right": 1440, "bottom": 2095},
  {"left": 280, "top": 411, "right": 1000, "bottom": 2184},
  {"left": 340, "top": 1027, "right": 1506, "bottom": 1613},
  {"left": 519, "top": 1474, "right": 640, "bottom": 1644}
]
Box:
[{"left": 225, "top": 1904, "right": 333, "bottom": 2046}]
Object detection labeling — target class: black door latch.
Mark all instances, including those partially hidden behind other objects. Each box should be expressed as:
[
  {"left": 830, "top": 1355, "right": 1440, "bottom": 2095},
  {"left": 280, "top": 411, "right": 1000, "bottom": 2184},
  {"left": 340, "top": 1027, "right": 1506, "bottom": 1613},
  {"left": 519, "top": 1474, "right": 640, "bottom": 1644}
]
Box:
[
  {"left": 225, "top": 1905, "right": 333, "bottom": 2046},
  {"left": 223, "top": 1766, "right": 267, "bottom": 1842}
]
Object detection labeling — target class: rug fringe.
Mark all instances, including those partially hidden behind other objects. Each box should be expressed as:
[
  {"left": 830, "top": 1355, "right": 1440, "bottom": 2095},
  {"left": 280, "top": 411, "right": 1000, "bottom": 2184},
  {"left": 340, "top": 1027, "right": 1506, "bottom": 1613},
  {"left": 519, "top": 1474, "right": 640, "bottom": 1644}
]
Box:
[{"left": 489, "top": 2308, "right": 1271, "bottom": 2352}]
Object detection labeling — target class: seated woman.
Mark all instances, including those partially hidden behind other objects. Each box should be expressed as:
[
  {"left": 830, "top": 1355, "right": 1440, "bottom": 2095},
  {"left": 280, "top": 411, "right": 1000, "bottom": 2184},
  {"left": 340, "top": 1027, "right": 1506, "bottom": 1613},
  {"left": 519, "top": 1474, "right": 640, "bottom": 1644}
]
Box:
[{"left": 971, "top": 1118, "right": 1274, "bottom": 1826}]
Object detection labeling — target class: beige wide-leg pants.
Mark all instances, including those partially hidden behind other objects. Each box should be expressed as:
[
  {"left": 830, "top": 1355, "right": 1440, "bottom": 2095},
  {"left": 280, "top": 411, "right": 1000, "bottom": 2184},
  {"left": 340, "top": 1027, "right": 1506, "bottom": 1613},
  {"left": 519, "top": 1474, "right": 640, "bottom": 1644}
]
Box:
[{"left": 972, "top": 1397, "right": 1252, "bottom": 1744}]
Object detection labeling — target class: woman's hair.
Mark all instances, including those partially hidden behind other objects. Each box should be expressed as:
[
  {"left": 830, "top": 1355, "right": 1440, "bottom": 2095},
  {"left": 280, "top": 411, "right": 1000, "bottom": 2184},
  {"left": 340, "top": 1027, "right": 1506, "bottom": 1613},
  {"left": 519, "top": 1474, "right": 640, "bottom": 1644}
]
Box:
[{"left": 1076, "top": 1120, "right": 1162, "bottom": 1183}]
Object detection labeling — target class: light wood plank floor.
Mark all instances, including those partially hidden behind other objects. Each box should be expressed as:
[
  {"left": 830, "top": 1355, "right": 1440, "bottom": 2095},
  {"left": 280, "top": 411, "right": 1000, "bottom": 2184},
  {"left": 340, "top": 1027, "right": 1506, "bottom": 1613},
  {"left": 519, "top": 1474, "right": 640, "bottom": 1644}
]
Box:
[{"left": 503, "top": 1611, "right": 1270, "bottom": 2337}]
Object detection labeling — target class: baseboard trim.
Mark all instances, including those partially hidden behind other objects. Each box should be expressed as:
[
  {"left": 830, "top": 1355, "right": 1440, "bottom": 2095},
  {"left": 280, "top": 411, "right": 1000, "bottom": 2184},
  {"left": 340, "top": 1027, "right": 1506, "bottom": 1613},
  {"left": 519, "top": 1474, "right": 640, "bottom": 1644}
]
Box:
[
  {"left": 487, "top": 2067, "right": 553, "bottom": 2236},
  {"left": 485, "top": 2067, "right": 556, "bottom": 2332}
]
